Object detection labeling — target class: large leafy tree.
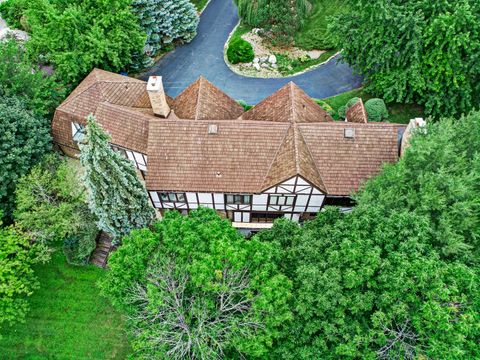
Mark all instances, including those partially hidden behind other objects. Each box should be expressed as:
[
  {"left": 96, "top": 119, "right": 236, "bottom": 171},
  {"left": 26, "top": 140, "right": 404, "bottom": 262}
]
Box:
[
  {"left": 259, "top": 112, "right": 480, "bottom": 358},
  {"left": 131, "top": 0, "right": 198, "bottom": 67},
  {"left": 331, "top": 0, "right": 480, "bottom": 117},
  {"left": 0, "top": 218, "right": 40, "bottom": 332},
  {"left": 0, "top": 40, "right": 64, "bottom": 116},
  {"left": 80, "top": 115, "right": 155, "bottom": 241},
  {"left": 22, "top": 0, "right": 145, "bottom": 86},
  {"left": 100, "top": 208, "right": 292, "bottom": 359},
  {"left": 15, "top": 155, "right": 98, "bottom": 265},
  {"left": 0, "top": 95, "right": 51, "bottom": 222}
]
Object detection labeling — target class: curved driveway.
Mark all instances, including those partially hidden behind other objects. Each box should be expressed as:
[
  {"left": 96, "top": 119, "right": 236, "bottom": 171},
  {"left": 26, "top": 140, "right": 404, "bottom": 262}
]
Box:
[{"left": 139, "top": 0, "right": 363, "bottom": 105}]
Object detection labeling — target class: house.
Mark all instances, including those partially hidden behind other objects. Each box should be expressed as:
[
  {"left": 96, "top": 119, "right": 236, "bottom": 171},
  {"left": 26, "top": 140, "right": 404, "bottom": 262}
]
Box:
[{"left": 52, "top": 69, "right": 408, "bottom": 231}]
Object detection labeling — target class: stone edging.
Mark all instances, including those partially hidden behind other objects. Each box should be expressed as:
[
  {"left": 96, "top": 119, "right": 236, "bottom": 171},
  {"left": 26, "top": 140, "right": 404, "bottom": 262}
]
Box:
[{"left": 223, "top": 22, "right": 341, "bottom": 79}]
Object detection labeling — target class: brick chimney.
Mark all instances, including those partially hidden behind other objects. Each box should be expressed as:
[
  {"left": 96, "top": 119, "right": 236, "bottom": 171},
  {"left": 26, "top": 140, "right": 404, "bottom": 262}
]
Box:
[
  {"left": 147, "top": 76, "right": 170, "bottom": 118},
  {"left": 401, "top": 117, "right": 426, "bottom": 156}
]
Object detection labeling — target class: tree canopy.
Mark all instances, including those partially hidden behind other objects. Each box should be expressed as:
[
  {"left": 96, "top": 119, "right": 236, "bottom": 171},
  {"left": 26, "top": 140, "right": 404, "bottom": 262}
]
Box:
[
  {"left": 0, "top": 218, "right": 40, "bottom": 332},
  {"left": 257, "top": 111, "right": 480, "bottom": 358},
  {"left": 131, "top": 0, "right": 198, "bottom": 68},
  {"left": 0, "top": 40, "right": 64, "bottom": 116},
  {"left": 15, "top": 155, "right": 98, "bottom": 265},
  {"left": 0, "top": 95, "right": 51, "bottom": 222},
  {"left": 100, "top": 208, "right": 292, "bottom": 359},
  {"left": 80, "top": 115, "right": 155, "bottom": 241},
  {"left": 21, "top": 0, "right": 145, "bottom": 86},
  {"left": 331, "top": 0, "right": 480, "bottom": 117}
]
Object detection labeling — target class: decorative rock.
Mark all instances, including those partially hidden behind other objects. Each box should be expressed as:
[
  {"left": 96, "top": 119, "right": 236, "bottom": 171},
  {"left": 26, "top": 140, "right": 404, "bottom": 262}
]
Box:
[
  {"left": 268, "top": 54, "right": 277, "bottom": 64},
  {"left": 261, "top": 63, "right": 270, "bottom": 68},
  {"left": 253, "top": 63, "right": 261, "bottom": 71},
  {"left": 260, "top": 56, "right": 268, "bottom": 63},
  {"left": 244, "top": 62, "right": 252, "bottom": 68},
  {"left": 253, "top": 57, "right": 259, "bottom": 64},
  {"left": 271, "top": 63, "right": 278, "bottom": 69}
]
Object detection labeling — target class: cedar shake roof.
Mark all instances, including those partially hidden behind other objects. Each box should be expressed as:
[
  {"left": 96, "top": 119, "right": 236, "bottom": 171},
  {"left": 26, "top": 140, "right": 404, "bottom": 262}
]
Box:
[
  {"left": 173, "top": 77, "right": 244, "bottom": 120},
  {"left": 146, "top": 120, "right": 290, "bottom": 193},
  {"left": 53, "top": 69, "right": 406, "bottom": 196},
  {"left": 346, "top": 98, "right": 368, "bottom": 123},
  {"left": 241, "top": 82, "right": 334, "bottom": 123}
]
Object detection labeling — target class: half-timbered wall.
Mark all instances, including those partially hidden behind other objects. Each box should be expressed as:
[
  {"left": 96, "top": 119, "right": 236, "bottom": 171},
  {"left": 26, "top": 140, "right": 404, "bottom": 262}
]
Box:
[{"left": 148, "top": 176, "right": 326, "bottom": 224}]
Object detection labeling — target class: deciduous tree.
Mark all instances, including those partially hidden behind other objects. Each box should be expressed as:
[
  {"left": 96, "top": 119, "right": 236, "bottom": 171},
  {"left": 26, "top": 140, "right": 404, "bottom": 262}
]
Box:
[
  {"left": 100, "top": 208, "right": 292, "bottom": 359},
  {"left": 330, "top": 0, "right": 480, "bottom": 117}
]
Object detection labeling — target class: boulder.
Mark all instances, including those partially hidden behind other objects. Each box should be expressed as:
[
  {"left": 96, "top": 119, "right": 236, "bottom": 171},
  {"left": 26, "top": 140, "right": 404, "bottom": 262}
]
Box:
[
  {"left": 253, "top": 63, "right": 261, "bottom": 71},
  {"left": 253, "top": 57, "right": 259, "bottom": 64},
  {"left": 261, "top": 63, "right": 270, "bottom": 68},
  {"left": 268, "top": 54, "right": 277, "bottom": 64},
  {"left": 260, "top": 56, "right": 268, "bottom": 63}
]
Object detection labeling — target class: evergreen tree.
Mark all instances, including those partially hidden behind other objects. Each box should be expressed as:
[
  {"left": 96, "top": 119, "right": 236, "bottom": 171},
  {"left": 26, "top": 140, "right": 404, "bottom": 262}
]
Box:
[
  {"left": 0, "top": 95, "right": 51, "bottom": 222},
  {"left": 131, "top": 0, "right": 199, "bottom": 66},
  {"left": 80, "top": 115, "right": 155, "bottom": 241}
]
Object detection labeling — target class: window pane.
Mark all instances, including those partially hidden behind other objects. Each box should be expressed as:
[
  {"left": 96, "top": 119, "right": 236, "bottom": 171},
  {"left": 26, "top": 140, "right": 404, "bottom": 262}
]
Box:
[
  {"left": 178, "top": 193, "right": 186, "bottom": 202},
  {"left": 286, "top": 197, "right": 294, "bottom": 205},
  {"left": 226, "top": 195, "right": 234, "bottom": 204},
  {"left": 168, "top": 193, "right": 176, "bottom": 201},
  {"left": 160, "top": 193, "right": 169, "bottom": 201},
  {"left": 244, "top": 195, "right": 251, "bottom": 204}
]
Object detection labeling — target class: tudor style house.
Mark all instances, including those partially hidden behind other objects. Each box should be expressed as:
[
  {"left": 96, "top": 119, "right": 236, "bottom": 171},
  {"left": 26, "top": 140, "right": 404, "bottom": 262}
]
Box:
[{"left": 52, "top": 69, "right": 415, "bottom": 230}]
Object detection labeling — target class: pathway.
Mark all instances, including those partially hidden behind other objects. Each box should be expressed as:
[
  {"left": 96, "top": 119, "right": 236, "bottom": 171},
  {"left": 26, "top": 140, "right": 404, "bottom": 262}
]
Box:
[{"left": 140, "top": 0, "right": 363, "bottom": 104}]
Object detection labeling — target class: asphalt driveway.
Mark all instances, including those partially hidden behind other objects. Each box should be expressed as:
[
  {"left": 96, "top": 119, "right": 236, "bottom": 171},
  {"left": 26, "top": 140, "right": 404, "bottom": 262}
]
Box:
[{"left": 140, "top": 0, "right": 363, "bottom": 104}]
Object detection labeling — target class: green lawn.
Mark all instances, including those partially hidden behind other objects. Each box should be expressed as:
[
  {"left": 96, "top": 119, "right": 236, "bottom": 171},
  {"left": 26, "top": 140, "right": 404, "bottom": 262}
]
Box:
[
  {"left": 295, "top": 0, "right": 349, "bottom": 50},
  {"left": 0, "top": 250, "right": 131, "bottom": 359},
  {"left": 318, "top": 88, "right": 424, "bottom": 124},
  {"left": 191, "top": 0, "right": 209, "bottom": 12}
]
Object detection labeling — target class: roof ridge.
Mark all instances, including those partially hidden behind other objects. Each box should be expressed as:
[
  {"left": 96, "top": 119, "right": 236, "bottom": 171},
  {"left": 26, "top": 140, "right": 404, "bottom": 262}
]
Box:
[
  {"left": 59, "top": 82, "right": 101, "bottom": 109},
  {"left": 194, "top": 77, "right": 204, "bottom": 121},
  {"left": 260, "top": 125, "right": 293, "bottom": 190},
  {"left": 296, "top": 126, "right": 328, "bottom": 193},
  {"left": 289, "top": 82, "right": 297, "bottom": 123},
  {"left": 292, "top": 123, "right": 301, "bottom": 173}
]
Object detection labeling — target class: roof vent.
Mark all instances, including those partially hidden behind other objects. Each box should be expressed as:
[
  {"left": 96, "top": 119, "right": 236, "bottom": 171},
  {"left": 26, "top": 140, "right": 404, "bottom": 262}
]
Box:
[
  {"left": 344, "top": 128, "right": 355, "bottom": 139},
  {"left": 215, "top": 171, "right": 222, "bottom": 178},
  {"left": 208, "top": 124, "right": 218, "bottom": 134}
]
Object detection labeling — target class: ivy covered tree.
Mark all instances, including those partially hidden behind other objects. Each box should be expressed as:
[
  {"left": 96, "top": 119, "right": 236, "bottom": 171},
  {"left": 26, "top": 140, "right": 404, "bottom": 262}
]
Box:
[
  {"left": 0, "top": 95, "right": 51, "bottom": 222},
  {"left": 100, "top": 208, "right": 292, "bottom": 359},
  {"left": 258, "top": 111, "right": 480, "bottom": 358},
  {"left": 0, "top": 217, "right": 41, "bottom": 332},
  {"left": 80, "top": 115, "right": 155, "bottom": 241},
  {"left": 330, "top": 0, "right": 480, "bottom": 117},
  {"left": 131, "top": 0, "right": 199, "bottom": 67}
]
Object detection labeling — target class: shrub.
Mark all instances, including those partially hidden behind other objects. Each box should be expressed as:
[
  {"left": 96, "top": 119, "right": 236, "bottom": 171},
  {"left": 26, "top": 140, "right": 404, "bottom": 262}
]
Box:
[
  {"left": 346, "top": 97, "right": 361, "bottom": 108},
  {"left": 337, "top": 105, "right": 348, "bottom": 119},
  {"left": 237, "top": 99, "right": 252, "bottom": 111},
  {"left": 0, "top": 0, "right": 27, "bottom": 29},
  {"left": 227, "top": 37, "right": 254, "bottom": 64},
  {"left": 365, "top": 98, "right": 389, "bottom": 122}
]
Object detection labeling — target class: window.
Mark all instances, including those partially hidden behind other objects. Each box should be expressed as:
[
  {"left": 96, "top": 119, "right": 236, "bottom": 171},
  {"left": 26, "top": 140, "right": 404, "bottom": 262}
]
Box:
[
  {"left": 251, "top": 212, "right": 283, "bottom": 223},
  {"left": 110, "top": 145, "right": 127, "bottom": 158},
  {"left": 71, "top": 122, "right": 86, "bottom": 143},
  {"left": 225, "top": 194, "right": 251, "bottom": 205},
  {"left": 269, "top": 195, "right": 295, "bottom": 206},
  {"left": 323, "top": 196, "right": 355, "bottom": 207},
  {"left": 159, "top": 192, "right": 186, "bottom": 203}
]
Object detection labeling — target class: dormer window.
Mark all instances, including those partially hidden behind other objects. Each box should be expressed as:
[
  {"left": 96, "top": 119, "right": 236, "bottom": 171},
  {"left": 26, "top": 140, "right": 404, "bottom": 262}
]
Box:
[{"left": 71, "top": 122, "right": 86, "bottom": 143}]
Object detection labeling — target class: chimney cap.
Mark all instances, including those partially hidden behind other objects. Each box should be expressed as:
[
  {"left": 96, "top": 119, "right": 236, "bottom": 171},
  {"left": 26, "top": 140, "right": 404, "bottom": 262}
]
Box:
[{"left": 147, "top": 76, "right": 164, "bottom": 92}]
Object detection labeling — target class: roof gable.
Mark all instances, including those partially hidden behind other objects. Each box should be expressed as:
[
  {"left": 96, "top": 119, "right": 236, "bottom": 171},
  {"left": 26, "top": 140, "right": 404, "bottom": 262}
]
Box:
[
  {"left": 242, "top": 82, "right": 333, "bottom": 123},
  {"left": 346, "top": 98, "right": 368, "bottom": 123},
  {"left": 174, "top": 77, "right": 244, "bottom": 120}
]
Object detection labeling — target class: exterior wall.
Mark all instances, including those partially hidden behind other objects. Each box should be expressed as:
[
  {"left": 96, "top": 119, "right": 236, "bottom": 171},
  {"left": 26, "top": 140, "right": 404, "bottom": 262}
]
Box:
[{"left": 149, "top": 176, "right": 326, "bottom": 225}]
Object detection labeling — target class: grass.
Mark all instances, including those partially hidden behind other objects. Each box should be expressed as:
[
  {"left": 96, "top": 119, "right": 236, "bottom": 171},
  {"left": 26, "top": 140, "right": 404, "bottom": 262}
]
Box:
[
  {"left": 0, "top": 250, "right": 131, "bottom": 359},
  {"left": 316, "top": 88, "right": 424, "bottom": 124},
  {"left": 190, "top": 0, "right": 210, "bottom": 12},
  {"left": 295, "top": 0, "right": 349, "bottom": 50},
  {"left": 275, "top": 49, "right": 337, "bottom": 76}
]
